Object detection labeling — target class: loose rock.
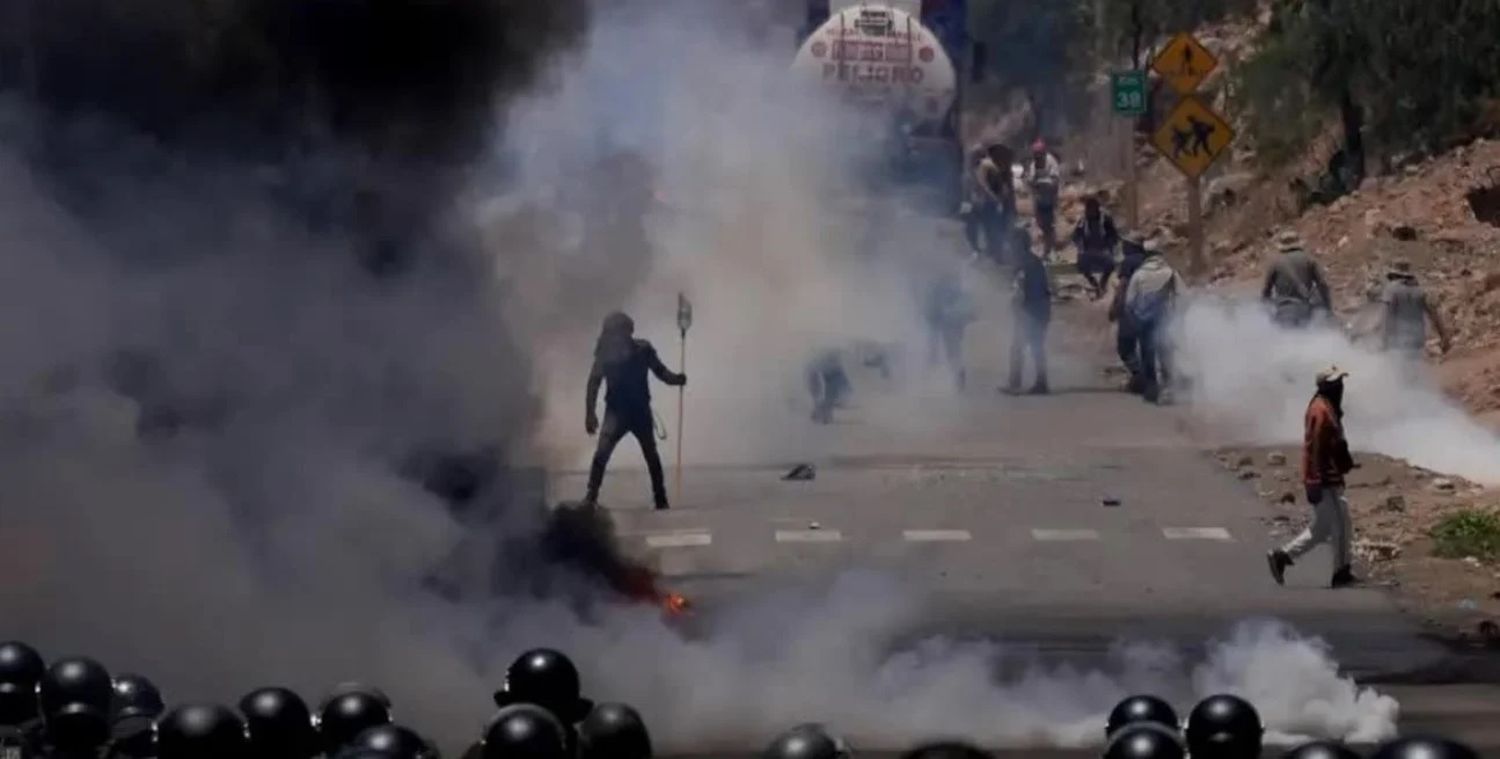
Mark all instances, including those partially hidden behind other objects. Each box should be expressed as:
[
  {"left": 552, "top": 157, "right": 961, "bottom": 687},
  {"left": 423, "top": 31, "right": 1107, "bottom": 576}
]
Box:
[
  {"left": 1266, "top": 452, "right": 1288, "bottom": 466},
  {"left": 1381, "top": 495, "right": 1408, "bottom": 513},
  {"left": 1432, "top": 478, "right": 1458, "bottom": 492},
  {"left": 1238, "top": 469, "right": 1260, "bottom": 481}
]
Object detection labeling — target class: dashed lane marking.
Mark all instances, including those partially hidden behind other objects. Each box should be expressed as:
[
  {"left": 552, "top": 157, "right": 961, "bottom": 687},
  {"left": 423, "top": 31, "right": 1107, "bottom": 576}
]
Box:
[
  {"left": 775, "top": 529, "right": 844, "bottom": 543},
  {"left": 1030, "top": 528, "right": 1102, "bottom": 541},
  {"left": 643, "top": 531, "right": 713, "bottom": 548},
  {"left": 1162, "top": 527, "right": 1233, "bottom": 541},
  {"left": 903, "top": 529, "right": 974, "bottom": 542}
]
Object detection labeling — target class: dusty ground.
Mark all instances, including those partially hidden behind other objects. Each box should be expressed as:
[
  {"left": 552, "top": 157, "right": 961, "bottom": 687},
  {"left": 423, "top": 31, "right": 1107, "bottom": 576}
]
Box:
[{"left": 1212, "top": 444, "right": 1500, "bottom": 648}]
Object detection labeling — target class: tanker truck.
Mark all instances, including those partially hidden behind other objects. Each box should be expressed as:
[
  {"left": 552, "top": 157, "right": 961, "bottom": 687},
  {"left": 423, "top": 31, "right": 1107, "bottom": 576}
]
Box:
[{"left": 792, "top": 0, "right": 978, "bottom": 212}]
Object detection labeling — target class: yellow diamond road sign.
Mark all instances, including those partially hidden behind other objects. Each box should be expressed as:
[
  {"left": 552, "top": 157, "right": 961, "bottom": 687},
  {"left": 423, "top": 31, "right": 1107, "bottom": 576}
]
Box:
[
  {"left": 1151, "top": 96, "right": 1235, "bottom": 179},
  {"left": 1152, "top": 32, "right": 1218, "bottom": 95}
]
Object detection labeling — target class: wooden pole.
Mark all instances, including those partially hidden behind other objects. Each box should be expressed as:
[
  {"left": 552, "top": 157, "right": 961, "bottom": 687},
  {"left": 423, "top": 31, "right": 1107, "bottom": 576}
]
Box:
[
  {"left": 674, "top": 328, "right": 685, "bottom": 506},
  {"left": 1187, "top": 174, "right": 1204, "bottom": 275}
]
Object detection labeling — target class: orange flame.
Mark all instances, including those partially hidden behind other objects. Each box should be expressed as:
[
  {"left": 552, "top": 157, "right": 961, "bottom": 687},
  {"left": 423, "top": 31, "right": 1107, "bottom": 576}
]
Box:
[{"left": 662, "top": 592, "right": 692, "bottom": 616}]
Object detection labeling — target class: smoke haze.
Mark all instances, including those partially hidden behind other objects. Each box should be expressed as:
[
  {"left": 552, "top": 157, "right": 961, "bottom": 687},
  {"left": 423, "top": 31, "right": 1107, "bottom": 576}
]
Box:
[
  {"left": 0, "top": 0, "right": 1405, "bottom": 753},
  {"left": 1174, "top": 297, "right": 1500, "bottom": 484}
]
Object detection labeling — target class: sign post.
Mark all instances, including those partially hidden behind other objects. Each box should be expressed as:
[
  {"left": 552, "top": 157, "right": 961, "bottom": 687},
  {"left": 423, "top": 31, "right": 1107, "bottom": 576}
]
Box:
[
  {"left": 1149, "top": 34, "right": 1231, "bottom": 275},
  {"left": 674, "top": 293, "right": 693, "bottom": 506},
  {"left": 1111, "top": 70, "right": 1147, "bottom": 229}
]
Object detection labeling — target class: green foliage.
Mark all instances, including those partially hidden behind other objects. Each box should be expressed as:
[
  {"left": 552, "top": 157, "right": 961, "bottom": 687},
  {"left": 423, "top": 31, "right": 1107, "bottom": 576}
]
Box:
[
  {"left": 1234, "top": 19, "right": 1327, "bottom": 166},
  {"left": 1241, "top": 0, "right": 1500, "bottom": 166},
  {"left": 1430, "top": 509, "right": 1500, "bottom": 563}
]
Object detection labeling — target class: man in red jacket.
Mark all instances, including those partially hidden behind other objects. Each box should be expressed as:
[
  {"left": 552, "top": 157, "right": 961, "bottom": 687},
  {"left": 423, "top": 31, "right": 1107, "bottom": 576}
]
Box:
[{"left": 1267, "top": 367, "right": 1357, "bottom": 588}]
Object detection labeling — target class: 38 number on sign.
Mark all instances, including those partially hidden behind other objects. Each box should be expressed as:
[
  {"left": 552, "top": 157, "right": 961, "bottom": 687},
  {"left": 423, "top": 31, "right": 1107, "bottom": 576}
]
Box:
[{"left": 1111, "top": 71, "right": 1147, "bottom": 117}]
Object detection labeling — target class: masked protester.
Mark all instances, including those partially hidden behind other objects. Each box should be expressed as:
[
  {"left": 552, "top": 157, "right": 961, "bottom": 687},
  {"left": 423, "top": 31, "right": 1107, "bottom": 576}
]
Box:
[
  {"left": 583, "top": 312, "right": 686, "bottom": 510},
  {"left": 1268, "top": 367, "right": 1357, "bottom": 588}
]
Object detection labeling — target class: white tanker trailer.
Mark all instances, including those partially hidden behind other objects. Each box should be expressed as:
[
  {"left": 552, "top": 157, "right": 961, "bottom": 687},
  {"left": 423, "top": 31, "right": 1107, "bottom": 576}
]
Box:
[{"left": 791, "top": 1, "right": 973, "bottom": 209}]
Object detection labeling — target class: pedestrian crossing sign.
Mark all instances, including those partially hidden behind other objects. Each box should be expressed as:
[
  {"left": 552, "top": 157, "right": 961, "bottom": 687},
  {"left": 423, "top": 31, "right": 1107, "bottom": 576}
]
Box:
[
  {"left": 1151, "top": 95, "right": 1234, "bottom": 179},
  {"left": 1152, "top": 32, "right": 1218, "bottom": 95}
]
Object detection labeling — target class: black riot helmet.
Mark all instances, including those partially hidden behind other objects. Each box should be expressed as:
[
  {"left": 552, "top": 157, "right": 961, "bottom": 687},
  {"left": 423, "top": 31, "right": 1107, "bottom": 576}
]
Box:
[
  {"left": 1185, "top": 694, "right": 1262, "bottom": 759},
  {"left": 110, "top": 674, "right": 165, "bottom": 722},
  {"left": 322, "top": 682, "right": 393, "bottom": 712},
  {"left": 898, "top": 742, "right": 990, "bottom": 759},
  {"left": 1371, "top": 736, "right": 1481, "bottom": 759},
  {"left": 579, "top": 702, "right": 653, "bottom": 759},
  {"left": 156, "top": 703, "right": 248, "bottom": 759},
  {"left": 110, "top": 673, "right": 166, "bottom": 758},
  {"left": 1106, "top": 695, "right": 1180, "bottom": 739},
  {"left": 1103, "top": 724, "right": 1185, "bottom": 759},
  {"left": 1284, "top": 740, "right": 1361, "bottom": 759},
  {"left": 240, "top": 686, "right": 318, "bottom": 759},
  {"left": 762, "top": 724, "right": 847, "bottom": 759},
  {"left": 493, "top": 649, "right": 593, "bottom": 723},
  {"left": 481, "top": 704, "right": 569, "bottom": 759},
  {"left": 342, "top": 724, "right": 436, "bottom": 759},
  {"left": 0, "top": 641, "right": 45, "bottom": 725},
  {"left": 39, "top": 656, "right": 113, "bottom": 751},
  {"left": 39, "top": 657, "right": 112, "bottom": 717},
  {"left": 318, "top": 691, "right": 393, "bottom": 754}
]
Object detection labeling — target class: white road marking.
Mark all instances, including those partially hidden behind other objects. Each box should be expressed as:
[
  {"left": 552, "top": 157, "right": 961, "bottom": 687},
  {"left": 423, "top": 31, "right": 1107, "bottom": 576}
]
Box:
[
  {"left": 903, "top": 529, "right": 973, "bottom": 542},
  {"left": 643, "top": 531, "right": 713, "bottom": 548},
  {"left": 1031, "top": 528, "right": 1102, "bottom": 541},
  {"left": 775, "top": 529, "right": 844, "bottom": 543},
  {"left": 1163, "top": 527, "right": 1233, "bottom": 541}
]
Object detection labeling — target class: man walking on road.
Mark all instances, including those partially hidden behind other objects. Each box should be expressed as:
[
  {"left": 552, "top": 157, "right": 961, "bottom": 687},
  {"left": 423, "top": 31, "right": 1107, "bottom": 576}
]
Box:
[
  {"left": 1268, "top": 367, "right": 1357, "bottom": 588},
  {"left": 1006, "top": 229, "right": 1051, "bottom": 395},
  {"left": 584, "top": 311, "right": 687, "bottom": 510},
  {"left": 1381, "top": 260, "right": 1451, "bottom": 367},
  {"left": 1261, "top": 230, "right": 1333, "bottom": 328},
  {"left": 925, "top": 269, "right": 977, "bottom": 391},
  {"left": 1123, "top": 242, "right": 1184, "bottom": 404}
]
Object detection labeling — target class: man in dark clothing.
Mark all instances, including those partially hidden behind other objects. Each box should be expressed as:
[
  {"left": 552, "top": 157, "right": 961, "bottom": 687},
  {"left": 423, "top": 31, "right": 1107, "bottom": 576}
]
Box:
[
  {"left": 584, "top": 312, "right": 686, "bottom": 510},
  {"left": 1261, "top": 230, "right": 1332, "bottom": 328},
  {"left": 1070, "top": 196, "right": 1119, "bottom": 299},
  {"left": 806, "top": 349, "right": 850, "bottom": 425},
  {"left": 1267, "top": 367, "right": 1356, "bottom": 588},
  {"left": 1006, "top": 230, "right": 1051, "bottom": 395},
  {"left": 1109, "top": 238, "right": 1150, "bottom": 392}
]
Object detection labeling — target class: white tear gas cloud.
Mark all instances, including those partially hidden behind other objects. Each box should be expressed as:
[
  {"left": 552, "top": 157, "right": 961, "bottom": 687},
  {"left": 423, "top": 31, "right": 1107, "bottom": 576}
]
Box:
[
  {"left": 1173, "top": 296, "right": 1500, "bottom": 484},
  {"left": 0, "top": 1, "right": 1398, "bottom": 755},
  {"left": 486, "top": 0, "right": 982, "bottom": 469}
]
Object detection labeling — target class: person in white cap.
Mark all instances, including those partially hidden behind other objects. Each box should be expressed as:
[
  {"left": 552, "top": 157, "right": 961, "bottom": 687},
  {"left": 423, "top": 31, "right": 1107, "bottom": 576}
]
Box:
[
  {"left": 1267, "top": 366, "right": 1357, "bottom": 588},
  {"left": 1260, "top": 229, "right": 1332, "bottom": 328}
]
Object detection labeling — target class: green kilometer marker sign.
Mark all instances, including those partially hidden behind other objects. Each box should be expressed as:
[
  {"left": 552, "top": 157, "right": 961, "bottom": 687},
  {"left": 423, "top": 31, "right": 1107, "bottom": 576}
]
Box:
[{"left": 1112, "top": 70, "right": 1147, "bottom": 116}]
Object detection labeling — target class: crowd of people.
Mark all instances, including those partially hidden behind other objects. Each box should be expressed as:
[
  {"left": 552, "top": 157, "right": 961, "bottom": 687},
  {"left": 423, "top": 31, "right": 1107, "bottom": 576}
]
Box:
[{"left": 0, "top": 640, "right": 1486, "bottom": 758}]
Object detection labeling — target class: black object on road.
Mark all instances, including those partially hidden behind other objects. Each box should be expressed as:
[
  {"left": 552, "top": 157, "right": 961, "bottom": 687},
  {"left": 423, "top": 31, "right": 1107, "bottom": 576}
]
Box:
[{"left": 783, "top": 464, "right": 817, "bottom": 482}]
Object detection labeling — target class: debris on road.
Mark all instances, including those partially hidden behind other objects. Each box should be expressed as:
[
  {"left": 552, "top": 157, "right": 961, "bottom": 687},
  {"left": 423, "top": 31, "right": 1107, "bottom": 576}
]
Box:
[
  {"left": 783, "top": 464, "right": 816, "bottom": 481},
  {"left": 1102, "top": 497, "right": 1121, "bottom": 507},
  {"left": 1266, "top": 452, "right": 1288, "bottom": 466}
]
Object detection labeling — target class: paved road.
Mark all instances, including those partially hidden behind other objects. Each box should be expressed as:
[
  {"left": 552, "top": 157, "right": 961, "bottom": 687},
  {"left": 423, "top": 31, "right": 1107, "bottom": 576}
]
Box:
[{"left": 549, "top": 357, "right": 1500, "bottom": 751}]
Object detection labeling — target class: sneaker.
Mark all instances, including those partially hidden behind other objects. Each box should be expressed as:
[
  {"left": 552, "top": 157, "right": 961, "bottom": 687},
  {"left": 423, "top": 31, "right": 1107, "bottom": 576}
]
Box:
[
  {"left": 1029, "top": 382, "right": 1049, "bottom": 395},
  {"left": 1330, "top": 566, "right": 1357, "bottom": 588},
  {"left": 653, "top": 498, "right": 670, "bottom": 511},
  {"left": 1266, "top": 549, "right": 1292, "bottom": 586}
]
